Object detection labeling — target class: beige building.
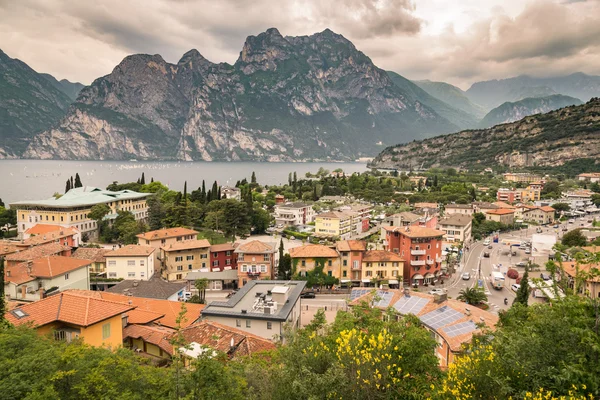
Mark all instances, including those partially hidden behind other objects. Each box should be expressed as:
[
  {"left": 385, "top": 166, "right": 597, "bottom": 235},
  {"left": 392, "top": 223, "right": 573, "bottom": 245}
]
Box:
[
  {"left": 503, "top": 173, "right": 541, "bottom": 183},
  {"left": 578, "top": 173, "right": 600, "bottom": 183},
  {"left": 201, "top": 280, "right": 306, "bottom": 342},
  {"left": 444, "top": 204, "right": 474, "bottom": 216},
  {"left": 235, "top": 240, "right": 277, "bottom": 288},
  {"left": 161, "top": 239, "right": 211, "bottom": 281},
  {"left": 289, "top": 244, "right": 340, "bottom": 280},
  {"left": 437, "top": 215, "right": 472, "bottom": 244},
  {"left": 521, "top": 206, "right": 555, "bottom": 225},
  {"left": 137, "top": 227, "right": 198, "bottom": 266},
  {"left": 361, "top": 251, "right": 404, "bottom": 287},
  {"left": 72, "top": 247, "right": 110, "bottom": 273},
  {"left": 485, "top": 209, "right": 515, "bottom": 225},
  {"left": 105, "top": 245, "right": 156, "bottom": 281}
]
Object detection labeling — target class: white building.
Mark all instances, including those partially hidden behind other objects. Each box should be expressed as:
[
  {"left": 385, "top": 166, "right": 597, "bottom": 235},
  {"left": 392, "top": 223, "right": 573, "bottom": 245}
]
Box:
[
  {"left": 105, "top": 245, "right": 156, "bottom": 281},
  {"left": 578, "top": 173, "right": 600, "bottom": 183},
  {"left": 274, "top": 202, "right": 315, "bottom": 227},
  {"left": 221, "top": 187, "right": 242, "bottom": 201},
  {"left": 4, "top": 256, "right": 90, "bottom": 301},
  {"left": 444, "top": 204, "right": 474, "bottom": 216},
  {"left": 437, "top": 215, "right": 472, "bottom": 244}
]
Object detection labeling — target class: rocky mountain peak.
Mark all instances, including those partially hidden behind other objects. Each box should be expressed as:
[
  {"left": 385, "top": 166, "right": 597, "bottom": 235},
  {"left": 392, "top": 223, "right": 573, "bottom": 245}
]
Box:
[
  {"left": 236, "top": 28, "right": 292, "bottom": 73},
  {"left": 177, "top": 49, "right": 211, "bottom": 68}
]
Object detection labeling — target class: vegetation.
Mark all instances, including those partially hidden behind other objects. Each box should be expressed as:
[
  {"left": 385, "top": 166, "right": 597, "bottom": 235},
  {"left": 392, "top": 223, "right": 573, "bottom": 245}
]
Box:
[
  {"left": 456, "top": 287, "right": 488, "bottom": 305},
  {"left": 562, "top": 229, "right": 588, "bottom": 247}
]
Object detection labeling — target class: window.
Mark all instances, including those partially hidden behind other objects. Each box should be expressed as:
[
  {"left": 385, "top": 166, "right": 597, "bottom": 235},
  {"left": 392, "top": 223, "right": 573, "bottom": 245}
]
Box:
[
  {"left": 140, "top": 260, "right": 145, "bottom": 266},
  {"left": 102, "top": 323, "right": 111, "bottom": 340},
  {"left": 60, "top": 216, "right": 64, "bottom": 222},
  {"left": 226, "top": 251, "right": 232, "bottom": 256},
  {"left": 342, "top": 270, "right": 347, "bottom": 277},
  {"left": 127, "top": 260, "right": 135, "bottom": 266},
  {"left": 267, "top": 322, "right": 272, "bottom": 330},
  {"left": 226, "top": 259, "right": 231, "bottom": 265},
  {"left": 301, "top": 260, "right": 306, "bottom": 267},
  {"left": 109, "top": 272, "right": 117, "bottom": 278},
  {"left": 140, "top": 272, "right": 145, "bottom": 278},
  {"left": 177, "top": 266, "right": 183, "bottom": 271},
  {"left": 188, "top": 265, "right": 193, "bottom": 270},
  {"left": 260, "top": 265, "right": 267, "bottom": 273},
  {"left": 175, "top": 256, "right": 183, "bottom": 262},
  {"left": 343, "top": 260, "right": 347, "bottom": 266},
  {"left": 328, "top": 260, "right": 332, "bottom": 267},
  {"left": 236, "top": 319, "right": 241, "bottom": 327},
  {"left": 64, "top": 273, "right": 69, "bottom": 280},
  {"left": 263, "top": 255, "right": 270, "bottom": 261},
  {"left": 161, "top": 239, "right": 166, "bottom": 245},
  {"left": 366, "top": 271, "right": 372, "bottom": 277},
  {"left": 187, "top": 255, "right": 194, "bottom": 261},
  {"left": 128, "top": 272, "right": 135, "bottom": 278},
  {"left": 353, "top": 260, "right": 359, "bottom": 268},
  {"left": 246, "top": 320, "right": 251, "bottom": 328},
  {"left": 213, "top": 260, "right": 219, "bottom": 267},
  {"left": 328, "top": 271, "right": 332, "bottom": 277},
  {"left": 176, "top": 274, "right": 182, "bottom": 280},
  {"left": 201, "top": 254, "right": 208, "bottom": 259}
]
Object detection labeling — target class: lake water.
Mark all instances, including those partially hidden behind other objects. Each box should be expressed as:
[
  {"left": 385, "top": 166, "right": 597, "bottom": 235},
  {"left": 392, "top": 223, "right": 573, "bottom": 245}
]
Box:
[{"left": 0, "top": 160, "right": 368, "bottom": 205}]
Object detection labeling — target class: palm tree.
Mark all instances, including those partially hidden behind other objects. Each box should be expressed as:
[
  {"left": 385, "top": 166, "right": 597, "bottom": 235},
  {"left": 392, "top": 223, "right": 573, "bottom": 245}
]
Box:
[
  {"left": 194, "top": 278, "right": 209, "bottom": 304},
  {"left": 457, "top": 287, "right": 488, "bottom": 305}
]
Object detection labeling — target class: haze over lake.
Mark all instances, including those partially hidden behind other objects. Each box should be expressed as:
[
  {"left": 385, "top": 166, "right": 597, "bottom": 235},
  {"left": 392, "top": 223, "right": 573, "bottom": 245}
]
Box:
[{"left": 0, "top": 160, "right": 368, "bottom": 205}]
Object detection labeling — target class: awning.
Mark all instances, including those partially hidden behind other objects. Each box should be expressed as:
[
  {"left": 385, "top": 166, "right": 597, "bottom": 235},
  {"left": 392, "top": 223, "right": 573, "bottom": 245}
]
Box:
[
  {"left": 362, "top": 279, "right": 371, "bottom": 283},
  {"left": 412, "top": 274, "right": 424, "bottom": 280},
  {"left": 435, "top": 270, "right": 442, "bottom": 276},
  {"left": 425, "top": 273, "right": 435, "bottom": 279},
  {"left": 388, "top": 279, "right": 399, "bottom": 284},
  {"left": 341, "top": 279, "right": 351, "bottom": 283}
]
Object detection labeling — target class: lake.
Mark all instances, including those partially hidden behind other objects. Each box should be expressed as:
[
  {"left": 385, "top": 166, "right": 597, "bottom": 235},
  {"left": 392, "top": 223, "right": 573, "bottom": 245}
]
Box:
[{"left": 0, "top": 160, "right": 368, "bottom": 205}]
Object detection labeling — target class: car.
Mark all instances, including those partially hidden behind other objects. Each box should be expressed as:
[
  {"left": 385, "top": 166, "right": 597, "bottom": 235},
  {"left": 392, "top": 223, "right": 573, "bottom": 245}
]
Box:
[
  {"left": 290, "top": 236, "right": 296, "bottom": 240},
  {"left": 568, "top": 220, "right": 574, "bottom": 224},
  {"left": 300, "top": 291, "right": 316, "bottom": 299},
  {"left": 462, "top": 272, "right": 471, "bottom": 280},
  {"left": 487, "top": 244, "right": 493, "bottom": 249},
  {"left": 483, "top": 252, "right": 490, "bottom": 258},
  {"left": 181, "top": 291, "right": 192, "bottom": 301},
  {"left": 428, "top": 288, "right": 446, "bottom": 296},
  {"left": 515, "top": 262, "right": 527, "bottom": 267},
  {"left": 524, "top": 249, "right": 531, "bottom": 254},
  {"left": 540, "top": 273, "right": 552, "bottom": 281},
  {"left": 562, "top": 227, "right": 568, "bottom": 231},
  {"left": 483, "top": 239, "right": 490, "bottom": 246},
  {"left": 511, "top": 283, "right": 520, "bottom": 292},
  {"left": 553, "top": 224, "right": 559, "bottom": 228}
]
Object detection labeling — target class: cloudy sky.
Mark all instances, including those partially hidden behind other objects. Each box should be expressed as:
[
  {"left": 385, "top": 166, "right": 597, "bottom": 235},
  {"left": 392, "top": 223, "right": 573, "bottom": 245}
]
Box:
[{"left": 1, "top": 0, "right": 599, "bottom": 89}]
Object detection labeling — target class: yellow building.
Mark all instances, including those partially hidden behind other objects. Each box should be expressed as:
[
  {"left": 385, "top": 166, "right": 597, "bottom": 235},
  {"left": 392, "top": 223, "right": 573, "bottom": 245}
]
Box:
[
  {"left": 137, "top": 227, "right": 199, "bottom": 267},
  {"left": 289, "top": 244, "right": 341, "bottom": 280},
  {"left": 5, "top": 291, "right": 134, "bottom": 348},
  {"left": 485, "top": 209, "right": 515, "bottom": 225},
  {"left": 361, "top": 250, "right": 404, "bottom": 287},
  {"left": 314, "top": 211, "right": 355, "bottom": 239},
  {"left": 11, "top": 187, "right": 150, "bottom": 240},
  {"left": 520, "top": 186, "right": 541, "bottom": 202},
  {"left": 161, "top": 239, "right": 211, "bottom": 281},
  {"left": 502, "top": 173, "right": 541, "bottom": 183}
]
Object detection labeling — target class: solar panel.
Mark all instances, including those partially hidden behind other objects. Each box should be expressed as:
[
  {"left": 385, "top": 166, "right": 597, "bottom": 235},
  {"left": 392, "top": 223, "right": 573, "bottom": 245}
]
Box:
[
  {"left": 372, "top": 291, "right": 394, "bottom": 308},
  {"left": 442, "top": 321, "right": 477, "bottom": 337},
  {"left": 393, "top": 296, "right": 429, "bottom": 315},
  {"left": 419, "top": 306, "right": 464, "bottom": 330},
  {"left": 350, "top": 289, "right": 370, "bottom": 301}
]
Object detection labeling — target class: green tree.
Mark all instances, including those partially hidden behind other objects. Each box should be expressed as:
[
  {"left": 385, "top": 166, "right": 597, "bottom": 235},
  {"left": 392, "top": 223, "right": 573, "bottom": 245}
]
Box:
[
  {"left": 456, "top": 287, "right": 488, "bottom": 304},
  {"left": 88, "top": 203, "right": 111, "bottom": 238},
  {"left": 65, "top": 179, "right": 71, "bottom": 193},
  {"left": 251, "top": 171, "right": 257, "bottom": 184},
  {"left": 74, "top": 173, "right": 82, "bottom": 188},
  {"left": 562, "top": 229, "right": 587, "bottom": 247},
  {"left": 140, "top": 172, "right": 145, "bottom": 185},
  {"left": 552, "top": 202, "right": 570, "bottom": 212},
  {"left": 194, "top": 278, "right": 209, "bottom": 304},
  {"left": 514, "top": 264, "right": 530, "bottom": 306}
]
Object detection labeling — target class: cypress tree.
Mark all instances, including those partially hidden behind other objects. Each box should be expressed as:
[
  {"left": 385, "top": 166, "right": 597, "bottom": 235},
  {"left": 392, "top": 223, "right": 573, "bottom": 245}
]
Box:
[
  {"left": 74, "top": 173, "right": 82, "bottom": 188},
  {"left": 288, "top": 173, "right": 292, "bottom": 187},
  {"left": 211, "top": 181, "right": 218, "bottom": 201},
  {"left": 0, "top": 198, "right": 3, "bottom": 208},
  {"left": 65, "top": 179, "right": 71, "bottom": 193},
  {"left": 151, "top": 177, "right": 154, "bottom": 183},
  {"left": 0, "top": 257, "right": 5, "bottom": 326},
  {"left": 201, "top": 180, "right": 206, "bottom": 204},
  {"left": 251, "top": 171, "right": 257, "bottom": 184},
  {"left": 137, "top": 178, "right": 140, "bottom": 184},
  {"left": 70, "top": 176, "right": 74, "bottom": 190},
  {"left": 140, "top": 173, "right": 146, "bottom": 185},
  {"left": 313, "top": 185, "right": 318, "bottom": 201},
  {"left": 217, "top": 186, "right": 221, "bottom": 200},
  {"left": 183, "top": 181, "right": 187, "bottom": 203},
  {"left": 514, "top": 265, "right": 530, "bottom": 306}
]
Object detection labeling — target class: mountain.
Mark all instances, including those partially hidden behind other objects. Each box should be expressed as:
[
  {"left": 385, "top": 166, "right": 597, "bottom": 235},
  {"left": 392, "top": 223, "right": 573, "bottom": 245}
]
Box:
[
  {"left": 24, "top": 28, "right": 457, "bottom": 161},
  {"left": 0, "top": 49, "right": 74, "bottom": 158},
  {"left": 370, "top": 98, "right": 600, "bottom": 171},
  {"left": 413, "top": 80, "right": 486, "bottom": 120},
  {"left": 386, "top": 72, "right": 479, "bottom": 130},
  {"left": 466, "top": 73, "right": 600, "bottom": 110},
  {"left": 40, "top": 73, "right": 85, "bottom": 101},
  {"left": 479, "top": 95, "right": 583, "bottom": 128}
]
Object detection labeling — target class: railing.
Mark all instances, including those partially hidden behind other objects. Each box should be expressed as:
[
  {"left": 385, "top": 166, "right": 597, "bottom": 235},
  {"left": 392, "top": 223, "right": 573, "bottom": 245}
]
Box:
[
  {"left": 247, "top": 271, "right": 260, "bottom": 277},
  {"left": 351, "top": 265, "right": 362, "bottom": 270},
  {"left": 436, "top": 257, "right": 443, "bottom": 263},
  {"left": 411, "top": 260, "right": 426, "bottom": 266},
  {"left": 426, "top": 259, "right": 434, "bottom": 265},
  {"left": 411, "top": 250, "right": 426, "bottom": 256}
]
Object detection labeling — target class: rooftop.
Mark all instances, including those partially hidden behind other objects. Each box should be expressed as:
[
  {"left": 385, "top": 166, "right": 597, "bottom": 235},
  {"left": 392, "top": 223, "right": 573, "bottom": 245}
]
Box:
[
  {"left": 445, "top": 204, "right": 472, "bottom": 209},
  {"left": 137, "top": 227, "right": 199, "bottom": 241},
  {"left": 234, "top": 240, "right": 276, "bottom": 254},
  {"left": 10, "top": 186, "right": 150, "bottom": 209},
  {"left": 486, "top": 209, "right": 515, "bottom": 215},
  {"left": 493, "top": 201, "right": 516, "bottom": 209},
  {"left": 105, "top": 245, "right": 155, "bottom": 257},
  {"left": 385, "top": 226, "right": 445, "bottom": 239},
  {"left": 539, "top": 206, "right": 555, "bottom": 213},
  {"left": 413, "top": 202, "right": 438, "bottom": 209},
  {"left": 336, "top": 240, "right": 367, "bottom": 252},
  {"left": 439, "top": 215, "right": 472, "bottom": 227},
  {"left": 4, "top": 242, "right": 71, "bottom": 262},
  {"left": 24, "top": 224, "right": 71, "bottom": 235},
  {"left": 289, "top": 244, "right": 339, "bottom": 258},
  {"left": 317, "top": 210, "right": 356, "bottom": 220},
  {"left": 123, "top": 324, "right": 175, "bottom": 355},
  {"left": 202, "top": 280, "right": 306, "bottom": 322},
  {"left": 6, "top": 292, "right": 134, "bottom": 328},
  {"left": 363, "top": 250, "right": 403, "bottom": 263},
  {"left": 106, "top": 275, "right": 187, "bottom": 300},
  {"left": 210, "top": 243, "right": 237, "bottom": 252},
  {"left": 276, "top": 202, "right": 312, "bottom": 209},
  {"left": 19, "top": 227, "right": 79, "bottom": 247},
  {"left": 72, "top": 247, "right": 110, "bottom": 263},
  {"left": 161, "top": 239, "right": 211, "bottom": 252},
  {"left": 0, "top": 242, "right": 21, "bottom": 256}
]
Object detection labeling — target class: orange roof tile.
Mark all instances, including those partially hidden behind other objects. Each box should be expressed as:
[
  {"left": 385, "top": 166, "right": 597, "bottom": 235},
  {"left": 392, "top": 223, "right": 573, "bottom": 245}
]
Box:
[
  {"left": 125, "top": 308, "right": 165, "bottom": 324},
  {"left": 336, "top": 240, "right": 367, "bottom": 252},
  {"left": 24, "top": 224, "right": 66, "bottom": 235},
  {"left": 20, "top": 227, "right": 78, "bottom": 246},
  {"left": 485, "top": 209, "right": 515, "bottom": 215},
  {"left": 289, "top": 244, "right": 339, "bottom": 258},
  {"left": 72, "top": 247, "right": 110, "bottom": 263},
  {"left": 123, "top": 324, "right": 175, "bottom": 354},
  {"left": 105, "top": 245, "right": 155, "bottom": 257},
  {"left": 5, "top": 256, "right": 90, "bottom": 284},
  {"left": 493, "top": 201, "right": 516, "bottom": 209},
  {"left": 562, "top": 261, "right": 600, "bottom": 282},
  {"left": 386, "top": 226, "right": 445, "bottom": 238},
  {"left": 210, "top": 243, "right": 237, "bottom": 252},
  {"left": 161, "top": 239, "right": 211, "bottom": 252},
  {"left": 137, "top": 228, "right": 199, "bottom": 241},
  {"left": 4, "top": 242, "right": 71, "bottom": 262},
  {"left": 540, "top": 206, "right": 555, "bottom": 213},
  {"left": 6, "top": 292, "right": 134, "bottom": 327},
  {"left": 363, "top": 250, "right": 403, "bottom": 262},
  {"left": 235, "top": 240, "right": 276, "bottom": 254},
  {"left": 0, "top": 242, "right": 21, "bottom": 256}
]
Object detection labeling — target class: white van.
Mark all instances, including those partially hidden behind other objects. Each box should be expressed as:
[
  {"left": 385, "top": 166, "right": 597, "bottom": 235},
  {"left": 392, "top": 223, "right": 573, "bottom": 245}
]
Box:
[{"left": 483, "top": 239, "right": 490, "bottom": 246}]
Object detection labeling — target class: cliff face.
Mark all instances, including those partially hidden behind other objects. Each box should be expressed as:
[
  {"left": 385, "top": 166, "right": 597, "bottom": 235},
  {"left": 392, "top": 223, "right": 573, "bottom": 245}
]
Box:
[
  {"left": 24, "top": 28, "right": 456, "bottom": 161},
  {"left": 370, "top": 98, "right": 600, "bottom": 170}
]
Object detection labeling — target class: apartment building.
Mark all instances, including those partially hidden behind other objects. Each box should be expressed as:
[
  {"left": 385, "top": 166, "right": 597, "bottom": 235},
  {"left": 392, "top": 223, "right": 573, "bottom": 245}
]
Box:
[
  {"left": 577, "top": 173, "right": 600, "bottom": 183},
  {"left": 314, "top": 211, "right": 355, "bottom": 239},
  {"left": 273, "top": 202, "right": 315, "bottom": 227},
  {"left": 235, "top": 240, "right": 277, "bottom": 287},
  {"left": 11, "top": 187, "right": 150, "bottom": 240},
  {"left": 385, "top": 226, "right": 444, "bottom": 286},
  {"left": 503, "top": 173, "right": 541, "bottom": 183},
  {"left": 72, "top": 247, "right": 110, "bottom": 273},
  {"left": 336, "top": 240, "right": 367, "bottom": 285},
  {"left": 521, "top": 206, "right": 555, "bottom": 225},
  {"left": 485, "top": 209, "right": 516, "bottom": 225},
  {"left": 289, "top": 244, "right": 340, "bottom": 279},
  {"left": 105, "top": 245, "right": 156, "bottom": 281},
  {"left": 137, "top": 227, "right": 199, "bottom": 266},
  {"left": 437, "top": 215, "right": 472, "bottom": 244},
  {"left": 496, "top": 188, "right": 521, "bottom": 203},
  {"left": 209, "top": 243, "right": 238, "bottom": 272},
  {"left": 161, "top": 239, "right": 211, "bottom": 281},
  {"left": 444, "top": 204, "right": 474, "bottom": 216},
  {"left": 361, "top": 250, "right": 403, "bottom": 287}
]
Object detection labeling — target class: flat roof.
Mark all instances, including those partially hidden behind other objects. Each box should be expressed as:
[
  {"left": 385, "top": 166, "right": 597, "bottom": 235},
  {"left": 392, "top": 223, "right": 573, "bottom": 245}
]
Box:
[
  {"left": 202, "top": 280, "right": 306, "bottom": 321},
  {"left": 10, "top": 186, "right": 150, "bottom": 209}
]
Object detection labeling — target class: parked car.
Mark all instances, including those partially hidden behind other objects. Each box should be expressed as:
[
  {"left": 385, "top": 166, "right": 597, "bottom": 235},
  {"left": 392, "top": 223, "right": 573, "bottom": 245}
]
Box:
[
  {"left": 525, "top": 249, "right": 531, "bottom": 254},
  {"left": 511, "top": 284, "right": 520, "bottom": 292},
  {"left": 483, "top": 239, "right": 490, "bottom": 246},
  {"left": 462, "top": 272, "right": 471, "bottom": 280},
  {"left": 540, "top": 273, "right": 552, "bottom": 281},
  {"left": 562, "top": 227, "right": 568, "bottom": 231},
  {"left": 181, "top": 291, "right": 192, "bottom": 301},
  {"left": 300, "top": 291, "right": 316, "bottom": 299},
  {"left": 515, "top": 262, "right": 527, "bottom": 267},
  {"left": 553, "top": 224, "right": 559, "bottom": 228},
  {"left": 483, "top": 252, "right": 490, "bottom": 258},
  {"left": 568, "top": 220, "right": 574, "bottom": 224},
  {"left": 487, "top": 244, "right": 493, "bottom": 249},
  {"left": 290, "top": 236, "right": 296, "bottom": 240},
  {"left": 428, "top": 288, "right": 446, "bottom": 296}
]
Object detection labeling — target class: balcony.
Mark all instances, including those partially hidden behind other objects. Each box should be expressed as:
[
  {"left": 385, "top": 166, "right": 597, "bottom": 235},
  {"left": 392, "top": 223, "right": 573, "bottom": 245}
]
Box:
[
  {"left": 411, "top": 260, "right": 426, "bottom": 266},
  {"left": 426, "top": 259, "right": 434, "bottom": 265},
  {"left": 436, "top": 257, "right": 443, "bottom": 263},
  {"left": 411, "top": 249, "right": 426, "bottom": 256},
  {"left": 351, "top": 265, "right": 362, "bottom": 270},
  {"left": 247, "top": 271, "right": 261, "bottom": 277}
]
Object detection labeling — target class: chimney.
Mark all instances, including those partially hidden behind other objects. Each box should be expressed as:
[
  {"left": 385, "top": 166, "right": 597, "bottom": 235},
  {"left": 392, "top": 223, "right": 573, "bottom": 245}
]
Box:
[
  {"left": 403, "top": 287, "right": 410, "bottom": 297},
  {"left": 21, "top": 285, "right": 27, "bottom": 299},
  {"left": 26, "top": 261, "right": 33, "bottom": 275},
  {"left": 39, "top": 287, "right": 45, "bottom": 299},
  {"left": 433, "top": 293, "right": 447, "bottom": 304},
  {"left": 465, "top": 307, "right": 471, "bottom": 316},
  {"left": 230, "top": 337, "right": 235, "bottom": 353}
]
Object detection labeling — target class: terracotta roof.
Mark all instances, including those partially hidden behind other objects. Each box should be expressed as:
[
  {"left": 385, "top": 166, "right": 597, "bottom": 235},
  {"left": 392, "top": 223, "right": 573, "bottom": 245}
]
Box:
[
  {"left": 473, "top": 202, "right": 499, "bottom": 209},
  {"left": 66, "top": 290, "right": 204, "bottom": 329},
  {"left": 234, "top": 240, "right": 276, "bottom": 254},
  {"left": 317, "top": 211, "right": 355, "bottom": 220},
  {"left": 72, "top": 247, "right": 110, "bottom": 263},
  {"left": 0, "top": 242, "right": 20, "bottom": 256},
  {"left": 161, "top": 239, "right": 211, "bottom": 251},
  {"left": 11, "top": 255, "right": 90, "bottom": 280},
  {"left": 4, "top": 242, "right": 71, "bottom": 262},
  {"left": 105, "top": 245, "right": 155, "bottom": 257},
  {"left": 485, "top": 209, "right": 515, "bottom": 215},
  {"left": 363, "top": 250, "right": 403, "bottom": 262},
  {"left": 125, "top": 308, "right": 165, "bottom": 324},
  {"left": 20, "top": 227, "right": 78, "bottom": 246},
  {"left": 123, "top": 324, "right": 175, "bottom": 355},
  {"left": 493, "top": 201, "right": 516, "bottom": 209},
  {"left": 445, "top": 204, "right": 472, "bottom": 209},
  {"left": 539, "top": 206, "right": 555, "bottom": 213},
  {"left": 289, "top": 244, "right": 339, "bottom": 258},
  {"left": 24, "top": 224, "right": 67, "bottom": 235},
  {"left": 137, "top": 228, "right": 199, "bottom": 241},
  {"left": 336, "top": 240, "right": 367, "bottom": 252},
  {"left": 210, "top": 243, "right": 237, "bottom": 252},
  {"left": 5, "top": 292, "right": 134, "bottom": 327},
  {"left": 385, "top": 226, "right": 445, "bottom": 238},
  {"left": 439, "top": 215, "right": 472, "bottom": 227},
  {"left": 521, "top": 204, "right": 538, "bottom": 210},
  {"left": 562, "top": 261, "right": 600, "bottom": 282},
  {"left": 414, "top": 202, "right": 438, "bottom": 208}
]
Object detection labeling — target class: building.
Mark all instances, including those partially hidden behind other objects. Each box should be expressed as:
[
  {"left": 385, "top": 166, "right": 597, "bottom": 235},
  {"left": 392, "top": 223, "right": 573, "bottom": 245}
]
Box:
[
  {"left": 273, "top": 202, "right": 315, "bottom": 227},
  {"left": 409, "top": 176, "right": 428, "bottom": 185},
  {"left": 562, "top": 189, "right": 594, "bottom": 200},
  {"left": 289, "top": 244, "right": 340, "bottom": 280},
  {"left": 4, "top": 256, "right": 91, "bottom": 301},
  {"left": 11, "top": 187, "right": 150, "bottom": 240},
  {"left": 336, "top": 203, "right": 372, "bottom": 233},
  {"left": 72, "top": 247, "right": 110, "bottom": 273},
  {"left": 361, "top": 250, "right": 403, "bottom": 288},
  {"left": 561, "top": 261, "right": 600, "bottom": 299},
  {"left": 380, "top": 212, "right": 422, "bottom": 237},
  {"left": 437, "top": 215, "right": 472, "bottom": 244},
  {"left": 235, "top": 240, "right": 277, "bottom": 287},
  {"left": 503, "top": 173, "right": 541, "bottom": 183},
  {"left": 336, "top": 240, "right": 367, "bottom": 285},
  {"left": 496, "top": 188, "right": 521, "bottom": 203},
  {"left": 160, "top": 239, "right": 211, "bottom": 281},
  {"left": 186, "top": 269, "right": 239, "bottom": 291},
  {"left": 319, "top": 195, "right": 351, "bottom": 204},
  {"left": 5, "top": 291, "right": 134, "bottom": 347},
  {"left": 106, "top": 275, "right": 188, "bottom": 301},
  {"left": 521, "top": 206, "right": 555, "bottom": 225},
  {"left": 384, "top": 226, "right": 444, "bottom": 286},
  {"left": 4, "top": 242, "right": 72, "bottom": 267},
  {"left": 314, "top": 211, "right": 356, "bottom": 239},
  {"left": 105, "top": 245, "right": 156, "bottom": 281},
  {"left": 201, "top": 280, "right": 306, "bottom": 341},
  {"left": 137, "top": 227, "right": 199, "bottom": 266},
  {"left": 472, "top": 202, "right": 499, "bottom": 214},
  {"left": 444, "top": 204, "right": 474, "bottom": 216},
  {"left": 221, "top": 186, "right": 242, "bottom": 201},
  {"left": 578, "top": 173, "right": 600, "bottom": 183},
  {"left": 349, "top": 289, "right": 498, "bottom": 368},
  {"left": 413, "top": 202, "right": 440, "bottom": 215},
  {"left": 485, "top": 209, "right": 515, "bottom": 225},
  {"left": 520, "top": 186, "right": 541, "bottom": 202},
  {"left": 22, "top": 224, "right": 80, "bottom": 245},
  {"left": 209, "top": 243, "right": 238, "bottom": 272}
]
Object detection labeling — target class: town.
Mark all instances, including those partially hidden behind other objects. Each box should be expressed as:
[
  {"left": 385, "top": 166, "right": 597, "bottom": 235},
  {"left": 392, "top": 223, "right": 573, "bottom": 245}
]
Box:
[{"left": 1, "top": 168, "right": 599, "bottom": 399}]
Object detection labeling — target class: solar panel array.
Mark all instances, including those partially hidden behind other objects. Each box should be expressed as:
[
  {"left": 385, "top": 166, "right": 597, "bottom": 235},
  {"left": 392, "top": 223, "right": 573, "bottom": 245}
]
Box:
[
  {"left": 419, "top": 306, "right": 464, "bottom": 330},
  {"left": 372, "top": 291, "right": 394, "bottom": 308},
  {"left": 442, "top": 321, "right": 478, "bottom": 338},
  {"left": 393, "top": 295, "right": 429, "bottom": 315},
  {"left": 350, "top": 289, "right": 371, "bottom": 301}
]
